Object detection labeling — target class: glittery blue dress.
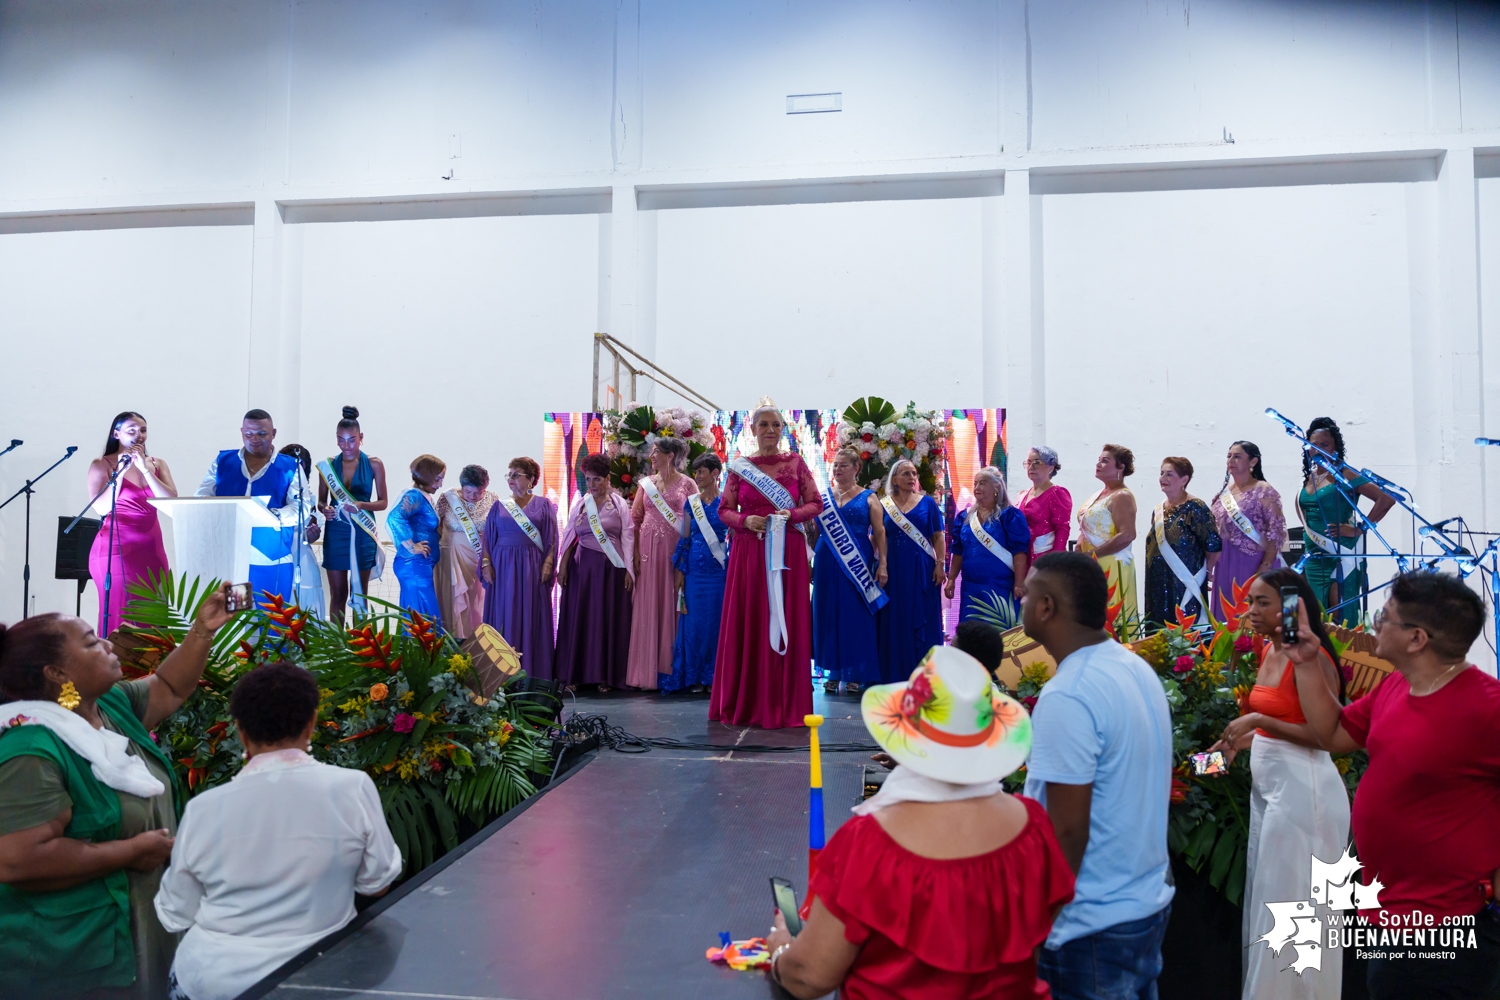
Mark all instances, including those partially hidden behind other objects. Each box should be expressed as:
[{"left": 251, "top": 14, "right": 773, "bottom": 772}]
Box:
[
  {"left": 877, "top": 495, "right": 944, "bottom": 683},
  {"left": 951, "top": 505, "right": 1032, "bottom": 623},
  {"left": 812, "top": 489, "right": 882, "bottom": 685},
  {"left": 385, "top": 488, "right": 442, "bottom": 626},
  {"left": 662, "top": 496, "right": 729, "bottom": 692}
]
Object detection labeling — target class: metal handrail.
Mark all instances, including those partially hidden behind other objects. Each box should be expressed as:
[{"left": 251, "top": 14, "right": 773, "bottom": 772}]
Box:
[{"left": 591, "top": 332, "right": 720, "bottom": 413}]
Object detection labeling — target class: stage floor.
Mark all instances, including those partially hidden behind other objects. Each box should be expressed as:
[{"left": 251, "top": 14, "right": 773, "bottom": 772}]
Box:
[{"left": 249, "top": 687, "right": 874, "bottom": 1000}]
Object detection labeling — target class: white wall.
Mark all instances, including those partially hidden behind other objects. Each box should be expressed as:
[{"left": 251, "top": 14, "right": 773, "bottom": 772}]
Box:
[{"left": 2, "top": 0, "right": 1500, "bottom": 659}]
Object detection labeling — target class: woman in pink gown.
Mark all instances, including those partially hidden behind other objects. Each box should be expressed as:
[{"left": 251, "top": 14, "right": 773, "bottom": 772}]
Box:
[
  {"left": 626, "top": 438, "right": 697, "bottom": 690},
  {"left": 1016, "top": 445, "right": 1072, "bottom": 560},
  {"left": 86, "top": 411, "right": 177, "bottom": 635},
  {"left": 710, "top": 400, "right": 821, "bottom": 730}
]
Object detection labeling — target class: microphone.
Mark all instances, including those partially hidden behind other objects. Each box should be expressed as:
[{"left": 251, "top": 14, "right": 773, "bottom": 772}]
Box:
[
  {"left": 1264, "top": 408, "right": 1300, "bottom": 430},
  {"left": 66, "top": 445, "right": 77, "bottom": 456},
  {"left": 1477, "top": 437, "right": 1500, "bottom": 447},
  {"left": 0, "top": 439, "right": 19, "bottom": 457}
]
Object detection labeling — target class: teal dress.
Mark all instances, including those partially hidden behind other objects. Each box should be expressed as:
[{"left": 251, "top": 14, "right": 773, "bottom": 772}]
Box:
[
  {"left": 1298, "top": 473, "right": 1370, "bottom": 625},
  {"left": 322, "top": 452, "right": 378, "bottom": 572}
]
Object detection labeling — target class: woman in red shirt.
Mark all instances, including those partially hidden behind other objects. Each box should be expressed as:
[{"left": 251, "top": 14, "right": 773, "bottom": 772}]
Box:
[
  {"left": 1211, "top": 569, "right": 1348, "bottom": 1000},
  {"left": 765, "top": 646, "right": 1074, "bottom": 999}
]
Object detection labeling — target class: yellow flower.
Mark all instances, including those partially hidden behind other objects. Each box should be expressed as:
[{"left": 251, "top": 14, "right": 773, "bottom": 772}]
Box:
[
  {"left": 446, "top": 653, "right": 471, "bottom": 675},
  {"left": 396, "top": 751, "right": 421, "bottom": 781},
  {"left": 488, "top": 720, "right": 515, "bottom": 747},
  {"left": 338, "top": 696, "right": 369, "bottom": 715},
  {"left": 1335, "top": 756, "right": 1352, "bottom": 775},
  {"left": 399, "top": 690, "right": 415, "bottom": 706}
]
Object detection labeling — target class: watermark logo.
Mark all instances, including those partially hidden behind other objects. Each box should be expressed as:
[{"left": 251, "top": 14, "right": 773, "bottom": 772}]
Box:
[{"left": 1260, "top": 847, "right": 1381, "bottom": 974}]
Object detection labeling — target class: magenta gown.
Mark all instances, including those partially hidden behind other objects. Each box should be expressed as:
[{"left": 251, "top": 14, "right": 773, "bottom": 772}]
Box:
[
  {"left": 710, "top": 453, "right": 820, "bottom": 730},
  {"left": 626, "top": 475, "right": 697, "bottom": 690},
  {"left": 88, "top": 473, "right": 170, "bottom": 635}
]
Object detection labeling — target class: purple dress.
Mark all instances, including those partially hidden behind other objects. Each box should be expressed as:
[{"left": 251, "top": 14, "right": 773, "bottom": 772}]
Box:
[
  {"left": 554, "top": 494, "right": 635, "bottom": 687},
  {"left": 1210, "top": 481, "right": 1286, "bottom": 618},
  {"left": 481, "top": 495, "right": 558, "bottom": 681},
  {"left": 88, "top": 473, "right": 170, "bottom": 635}
]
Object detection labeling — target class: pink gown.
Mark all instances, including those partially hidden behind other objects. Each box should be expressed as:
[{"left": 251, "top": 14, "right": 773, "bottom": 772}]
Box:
[
  {"left": 88, "top": 473, "right": 170, "bottom": 635},
  {"left": 626, "top": 475, "right": 698, "bottom": 689},
  {"left": 1017, "top": 483, "right": 1073, "bottom": 558},
  {"left": 710, "top": 453, "right": 820, "bottom": 730}
]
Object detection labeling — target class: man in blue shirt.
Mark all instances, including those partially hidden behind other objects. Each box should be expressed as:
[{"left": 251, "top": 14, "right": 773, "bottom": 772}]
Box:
[
  {"left": 1021, "top": 551, "right": 1174, "bottom": 1000},
  {"left": 196, "top": 409, "right": 318, "bottom": 605}
]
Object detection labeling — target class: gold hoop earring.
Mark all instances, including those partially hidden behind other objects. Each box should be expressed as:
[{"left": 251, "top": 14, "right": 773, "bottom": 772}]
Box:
[{"left": 57, "top": 681, "right": 81, "bottom": 711}]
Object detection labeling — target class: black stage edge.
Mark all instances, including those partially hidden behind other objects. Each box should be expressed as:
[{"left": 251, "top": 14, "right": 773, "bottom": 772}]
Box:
[{"left": 240, "top": 689, "right": 868, "bottom": 1000}]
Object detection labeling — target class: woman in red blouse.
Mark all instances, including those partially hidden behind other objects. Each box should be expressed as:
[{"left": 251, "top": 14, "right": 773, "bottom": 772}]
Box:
[
  {"left": 1017, "top": 446, "right": 1072, "bottom": 560},
  {"left": 765, "top": 646, "right": 1075, "bottom": 999}
]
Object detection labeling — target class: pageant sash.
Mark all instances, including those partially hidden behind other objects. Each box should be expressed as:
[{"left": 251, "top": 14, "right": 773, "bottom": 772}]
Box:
[
  {"left": 1219, "top": 488, "right": 1264, "bottom": 547},
  {"left": 317, "top": 459, "right": 382, "bottom": 545},
  {"left": 881, "top": 496, "right": 937, "bottom": 561},
  {"left": 766, "top": 514, "right": 789, "bottom": 655},
  {"left": 816, "top": 492, "right": 887, "bottom": 613},
  {"left": 965, "top": 509, "right": 1014, "bottom": 574},
  {"left": 1154, "top": 503, "right": 1209, "bottom": 623},
  {"left": 582, "top": 493, "right": 626, "bottom": 570},
  {"left": 444, "top": 490, "right": 484, "bottom": 558},
  {"left": 501, "top": 495, "right": 545, "bottom": 550},
  {"left": 1304, "top": 523, "right": 1365, "bottom": 580},
  {"left": 641, "top": 477, "right": 680, "bottom": 531},
  {"left": 728, "top": 456, "right": 808, "bottom": 537},
  {"left": 1031, "top": 531, "right": 1056, "bottom": 558},
  {"left": 685, "top": 494, "right": 727, "bottom": 568}
]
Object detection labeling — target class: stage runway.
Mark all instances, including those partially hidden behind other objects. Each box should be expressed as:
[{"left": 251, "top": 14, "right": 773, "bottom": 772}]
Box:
[{"left": 246, "top": 688, "right": 874, "bottom": 1000}]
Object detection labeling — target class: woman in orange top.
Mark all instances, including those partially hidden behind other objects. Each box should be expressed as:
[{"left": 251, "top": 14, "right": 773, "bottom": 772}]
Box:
[{"left": 1212, "top": 569, "right": 1349, "bottom": 1000}]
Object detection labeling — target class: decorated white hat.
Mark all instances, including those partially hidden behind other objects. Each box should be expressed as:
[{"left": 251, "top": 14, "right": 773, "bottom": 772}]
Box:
[{"left": 861, "top": 645, "right": 1032, "bottom": 784}]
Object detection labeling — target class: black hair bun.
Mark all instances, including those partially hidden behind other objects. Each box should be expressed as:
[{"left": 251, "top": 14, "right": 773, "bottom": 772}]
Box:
[{"left": 342, "top": 406, "right": 360, "bottom": 420}]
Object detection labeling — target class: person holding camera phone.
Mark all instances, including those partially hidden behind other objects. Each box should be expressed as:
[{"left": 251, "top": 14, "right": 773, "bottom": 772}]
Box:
[
  {"left": 1210, "top": 570, "right": 1348, "bottom": 1000},
  {"left": 1286, "top": 570, "right": 1500, "bottom": 1000}
]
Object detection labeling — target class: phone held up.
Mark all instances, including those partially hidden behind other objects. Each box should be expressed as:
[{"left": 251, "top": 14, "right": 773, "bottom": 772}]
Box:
[
  {"left": 770, "top": 876, "right": 802, "bottom": 936},
  {"left": 1280, "top": 585, "right": 1300, "bottom": 646},
  {"left": 225, "top": 582, "right": 254, "bottom": 614},
  {"left": 1190, "top": 750, "right": 1227, "bottom": 776}
]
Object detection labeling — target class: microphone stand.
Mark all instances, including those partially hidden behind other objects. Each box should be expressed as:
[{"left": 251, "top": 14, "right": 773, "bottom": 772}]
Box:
[
  {"left": 65, "top": 454, "right": 132, "bottom": 634},
  {"left": 1, "top": 446, "right": 79, "bottom": 618}
]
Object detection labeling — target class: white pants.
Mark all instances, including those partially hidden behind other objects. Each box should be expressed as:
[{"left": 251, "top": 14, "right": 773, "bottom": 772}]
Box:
[{"left": 1242, "top": 734, "right": 1351, "bottom": 1000}]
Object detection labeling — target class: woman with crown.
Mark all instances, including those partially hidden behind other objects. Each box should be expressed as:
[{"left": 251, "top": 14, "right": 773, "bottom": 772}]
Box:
[{"left": 709, "top": 398, "right": 821, "bottom": 729}]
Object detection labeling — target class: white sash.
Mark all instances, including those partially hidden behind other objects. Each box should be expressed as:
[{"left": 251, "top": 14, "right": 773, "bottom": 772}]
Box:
[
  {"left": 881, "top": 495, "right": 937, "bottom": 561},
  {"left": 641, "top": 476, "right": 680, "bottom": 531},
  {"left": 816, "top": 491, "right": 888, "bottom": 613},
  {"left": 444, "top": 490, "right": 484, "bottom": 558},
  {"left": 501, "top": 495, "right": 545, "bottom": 550},
  {"left": 1154, "top": 502, "right": 1209, "bottom": 623},
  {"left": 1218, "top": 487, "right": 1264, "bottom": 547},
  {"left": 316, "top": 458, "right": 386, "bottom": 612},
  {"left": 766, "top": 514, "right": 789, "bottom": 654},
  {"left": 684, "top": 494, "right": 727, "bottom": 568},
  {"left": 1304, "top": 523, "right": 1365, "bottom": 580},
  {"left": 728, "top": 455, "right": 808, "bottom": 537},
  {"left": 966, "top": 509, "right": 1014, "bottom": 573},
  {"left": 582, "top": 493, "right": 626, "bottom": 570},
  {"left": 1031, "top": 531, "right": 1055, "bottom": 558}
]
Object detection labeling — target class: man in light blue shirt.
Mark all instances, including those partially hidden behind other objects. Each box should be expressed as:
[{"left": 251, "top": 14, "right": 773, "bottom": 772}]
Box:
[{"left": 1022, "top": 551, "right": 1174, "bottom": 1000}]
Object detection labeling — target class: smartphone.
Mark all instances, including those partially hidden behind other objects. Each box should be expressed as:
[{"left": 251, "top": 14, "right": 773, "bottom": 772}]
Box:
[
  {"left": 1191, "top": 750, "right": 1227, "bottom": 776},
  {"left": 1280, "top": 586, "right": 1300, "bottom": 646},
  {"left": 225, "top": 582, "right": 254, "bottom": 613},
  {"left": 770, "top": 876, "right": 802, "bottom": 936}
]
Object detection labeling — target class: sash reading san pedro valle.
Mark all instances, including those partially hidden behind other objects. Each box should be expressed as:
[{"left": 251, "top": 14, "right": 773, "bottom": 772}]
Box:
[
  {"left": 315, "top": 459, "right": 387, "bottom": 585},
  {"left": 729, "top": 456, "right": 807, "bottom": 653},
  {"left": 443, "top": 490, "right": 484, "bottom": 558},
  {"left": 817, "top": 492, "right": 887, "bottom": 614}
]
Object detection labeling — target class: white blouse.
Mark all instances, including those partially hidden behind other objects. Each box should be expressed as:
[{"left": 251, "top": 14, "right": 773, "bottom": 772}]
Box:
[{"left": 154, "top": 749, "right": 403, "bottom": 1000}]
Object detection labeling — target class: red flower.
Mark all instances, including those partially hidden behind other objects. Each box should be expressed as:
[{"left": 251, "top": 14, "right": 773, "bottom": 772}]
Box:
[
  {"left": 1021, "top": 695, "right": 1038, "bottom": 710},
  {"left": 1233, "top": 634, "right": 1253, "bottom": 653},
  {"left": 1170, "top": 775, "right": 1189, "bottom": 804},
  {"left": 430, "top": 758, "right": 444, "bottom": 773},
  {"left": 1173, "top": 654, "right": 1195, "bottom": 674},
  {"left": 392, "top": 713, "right": 416, "bottom": 734}
]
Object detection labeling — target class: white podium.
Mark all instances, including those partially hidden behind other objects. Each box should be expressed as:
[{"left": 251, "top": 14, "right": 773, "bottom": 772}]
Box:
[{"left": 149, "top": 496, "right": 283, "bottom": 589}]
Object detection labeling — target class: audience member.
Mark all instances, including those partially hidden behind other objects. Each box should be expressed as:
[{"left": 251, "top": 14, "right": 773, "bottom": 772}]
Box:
[
  {"left": 1020, "top": 551, "right": 1174, "bottom": 1000},
  {"left": 1210, "top": 569, "right": 1348, "bottom": 1000},
  {"left": 0, "top": 587, "right": 235, "bottom": 999},
  {"left": 952, "top": 618, "right": 1005, "bottom": 676},
  {"left": 154, "top": 662, "right": 402, "bottom": 1000},
  {"left": 1288, "top": 570, "right": 1500, "bottom": 1000},
  {"left": 766, "top": 646, "right": 1073, "bottom": 999}
]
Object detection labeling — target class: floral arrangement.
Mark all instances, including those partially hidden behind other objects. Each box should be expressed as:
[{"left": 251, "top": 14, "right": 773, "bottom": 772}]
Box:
[
  {"left": 121, "top": 576, "right": 556, "bottom": 877},
  {"left": 1000, "top": 581, "right": 1366, "bottom": 907},
  {"left": 602, "top": 402, "right": 714, "bottom": 496},
  {"left": 835, "top": 397, "right": 951, "bottom": 493}
]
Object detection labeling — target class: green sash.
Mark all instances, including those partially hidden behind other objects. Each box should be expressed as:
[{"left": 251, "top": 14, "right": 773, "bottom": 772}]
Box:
[{"left": 0, "top": 685, "right": 180, "bottom": 995}]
